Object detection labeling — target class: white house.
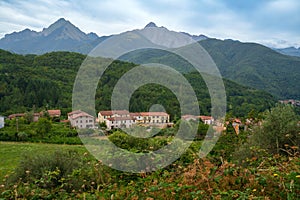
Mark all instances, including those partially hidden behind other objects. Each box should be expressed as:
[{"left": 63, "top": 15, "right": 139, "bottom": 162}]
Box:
[
  {"left": 0, "top": 116, "right": 4, "bottom": 129},
  {"left": 105, "top": 116, "right": 135, "bottom": 130},
  {"left": 98, "top": 110, "right": 171, "bottom": 129},
  {"left": 68, "top": 110, "right": 95, "bottom": 129},
  {"left": 199, "top": 116, "right": 214, "bottom": 125}
]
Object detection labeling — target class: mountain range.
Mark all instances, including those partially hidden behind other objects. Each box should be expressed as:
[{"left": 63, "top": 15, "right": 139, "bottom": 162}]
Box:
[
  {"left": 0, "top": 18, "right": 299, "bottom": 100},
  {"left": 275, "top": 47, "right": 300, "bottom": 57},
  {"left": 0, "top": 18, "right": 207, "bottom": 55},
  {"left": 0, "top": 18, "right": 100, "bottom": 54}
]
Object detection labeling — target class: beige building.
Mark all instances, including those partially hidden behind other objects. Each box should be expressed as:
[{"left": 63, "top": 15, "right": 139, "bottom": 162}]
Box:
[
  {"left": 130, "top": 113, "right": 144, "bottom": 124},
  {"left": 68, "top": 110, "right": 95, "bottom": 129},
  {"left": 138, "top": 112, "right": 170, "bottom": 124},
  {"left": 98, "top": 110, "right": 130, "bottom": 123}
]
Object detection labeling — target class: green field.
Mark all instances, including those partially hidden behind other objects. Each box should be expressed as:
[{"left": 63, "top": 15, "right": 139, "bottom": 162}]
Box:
[{"left": 0, "top": 142, "right": 87, "bottom": 180}]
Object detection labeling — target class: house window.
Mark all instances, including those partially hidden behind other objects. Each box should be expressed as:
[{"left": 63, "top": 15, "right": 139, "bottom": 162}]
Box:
[
  {"left": 80, "top": 120, "right": 82, "bottom": 123},
  {"left": 86, "top": 120, "right": 88, "bottom": 123},
  {"left": 89, "top": 120, "right": 92, "bottom": 122}
]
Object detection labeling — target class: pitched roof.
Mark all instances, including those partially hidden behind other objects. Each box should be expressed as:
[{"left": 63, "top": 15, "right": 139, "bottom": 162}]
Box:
[
  {"left": 182, "top": 115, "right": 198, "bottom": 120},
  {"left": 68, "top": 110, "right": 94, "bottom": 119},
  {"left": 8, "top": 113, "right": 25, "bottom": 119},
  {"left": 106, "top": 116, "right": 133, "bottom": 121},
  {"left": 69, "top": 112, "right": 94, "bottom": 120},
  {"left": 99, "top": 110, "right": 129, "bottom": 116},
  {"left": 129, "top": 112, "right": 142, "bottom": 117},
  {"left": 140, "top": 112, "right": 169, "bottom": 117},
  {"left": 199, "top": 116, "right": 213, "bottom": 121},
  {"left": 47, "top": 110, "right": 61, "bottom": 116},
  {"left": 68, "top": 110, "right": 83, "bottom": 116}
]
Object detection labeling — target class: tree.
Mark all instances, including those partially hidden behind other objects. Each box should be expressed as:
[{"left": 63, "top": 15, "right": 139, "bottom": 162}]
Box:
[
  {"left": 36, "top": 118, "right": 52, "bottom": 137},
  {"left": 250, "top": 104, "right": 300, "bottom": 154}
]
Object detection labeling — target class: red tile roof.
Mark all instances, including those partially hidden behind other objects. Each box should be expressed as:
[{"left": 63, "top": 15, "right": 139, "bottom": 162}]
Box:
[
  {"left": 69, "top": 112, "right": 94, "bottom": 120},
  {"left": 8, "top": 113, "right": 25, "bottom": 119},
  {"left": 129, "top": 112, "right": 141, "bottom": 117},
  {"left": 140, "top": 112, "right": 169, "bottom": 117},
  {"left": 182, "top": 115, "right": 198, "bottom": 120},
  {"left": 99, "top": 110, "right": 129, "bottom": 116},
  {"left": 199, "top": 116, "right": 213, "bottom": 121},
  {"left": 106, "top": 116, "right": 133, "bottom": 121},
  {"left": 68, "top": 110, "right": 83, "bottom": 116},
  {"left": 47, "top": 110, "right": 61, "bottom": 117},
  {"left": 68, "top": 110, "right": 94, "bottom": 119},
  {"left": 233, "top": 118, "right": 241, "bottom": 123}
]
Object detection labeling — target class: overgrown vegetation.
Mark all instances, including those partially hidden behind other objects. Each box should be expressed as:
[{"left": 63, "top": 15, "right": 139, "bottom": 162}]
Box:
[
  {"left": 0, "top": 117, "right": 81, "bottom": 144},
  {"left": 0, "top": 105, "right": 299, "bottom": 199}
]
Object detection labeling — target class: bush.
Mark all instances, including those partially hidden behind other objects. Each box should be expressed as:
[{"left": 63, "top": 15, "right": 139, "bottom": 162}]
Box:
[
  {"left": 108, "top": 131, "right": 168, "bottom": 152},
  {"left": 10, "top": 150, "right": 83, "bottom": 188}
]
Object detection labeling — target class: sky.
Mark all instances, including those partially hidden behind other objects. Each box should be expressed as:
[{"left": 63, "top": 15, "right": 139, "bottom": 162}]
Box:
[{"left": 0, "top": 0, "right": 299, "bottom": 48}]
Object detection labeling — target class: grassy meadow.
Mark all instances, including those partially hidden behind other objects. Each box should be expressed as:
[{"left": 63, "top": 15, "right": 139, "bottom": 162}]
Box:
[{"left": 0, "top": 142, "right": 87, "bottom": 180}]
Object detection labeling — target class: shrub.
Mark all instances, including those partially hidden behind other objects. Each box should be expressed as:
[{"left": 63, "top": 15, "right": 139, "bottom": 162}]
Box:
[{"left": 10, "top": 150, "right": 83, "bottom": 188}]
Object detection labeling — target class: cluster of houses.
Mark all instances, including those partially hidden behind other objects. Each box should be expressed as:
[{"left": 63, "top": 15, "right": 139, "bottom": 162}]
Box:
[
  {"left": 7, "top": 110, "right": 61, "bottom": 122},
  {"left": 67, "top": 110, "right": 171, "bottom": 130},
  {"left": 67, "top": 110, "right": 220, "bottom": 130},
  {"left": 0, "top": 110, "right": 62, "bottom": 130},
  {"left": 1, "top": 109, "right": 219, "bottom": 131},
  {"left": 279, "top": 99, "right": 300, "bottom": 107}
]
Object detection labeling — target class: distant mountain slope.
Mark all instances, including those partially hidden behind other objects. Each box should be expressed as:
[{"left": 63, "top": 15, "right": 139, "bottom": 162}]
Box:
[
  {"left": 276, "top": 47, "right": 300, "bottom": 57},
  {"left": 0, "top": 50, "right": 275, "bottom": 117},
  {"left": 199, "top": 39, "right": 300, "bottom": 99},
  {"left": 0, "top": 18, "right": 103, "bottom": 54},
  {"left": 0, "top": 20, "right": 207, "bottom": 55}
]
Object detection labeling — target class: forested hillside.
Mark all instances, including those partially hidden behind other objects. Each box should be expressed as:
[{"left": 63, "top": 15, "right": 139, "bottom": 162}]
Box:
[
  {"left": 199, "top": 39, "right": 300, "bottom": 99},
  {"left": 0, "top": 49, "right": 276, "bottom": 117}
]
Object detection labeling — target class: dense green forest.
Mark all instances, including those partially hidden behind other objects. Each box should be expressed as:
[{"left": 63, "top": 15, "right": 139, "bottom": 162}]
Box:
[
  {"left": 0, "top": 49, "right": 275, "bottom": 118},
  {"left": 199, "top": 39, "right": 300, "bottom": 99},
  {"left": 118, "top": 39, "right": 300, "bottom": 100}
]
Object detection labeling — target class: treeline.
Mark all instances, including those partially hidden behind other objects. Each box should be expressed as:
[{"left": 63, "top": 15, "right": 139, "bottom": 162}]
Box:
[{"left": 0, "top": 49, "right": 276, "bottom": 118}]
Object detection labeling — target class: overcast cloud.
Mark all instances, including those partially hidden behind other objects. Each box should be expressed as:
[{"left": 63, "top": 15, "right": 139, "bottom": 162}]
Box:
[{"left": 0, "top": 0, "right": 299, "bottom": 48}]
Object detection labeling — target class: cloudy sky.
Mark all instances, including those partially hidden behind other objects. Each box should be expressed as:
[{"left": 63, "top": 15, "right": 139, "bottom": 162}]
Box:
[{"left": 0, "top": 0, "right": 299, "bottom": 48}]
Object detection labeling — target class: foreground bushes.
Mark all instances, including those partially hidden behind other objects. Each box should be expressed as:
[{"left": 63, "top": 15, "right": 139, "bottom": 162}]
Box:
[
  {"left": 0, "top": 144, "right": 299, "bottom": 199},
  {"left": 0, "top": 118, "right": 81, "bottom": 144}
]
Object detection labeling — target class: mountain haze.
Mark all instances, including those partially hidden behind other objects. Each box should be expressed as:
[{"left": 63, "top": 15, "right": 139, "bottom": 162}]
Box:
[
  {"left": 0, "top": 18, "right": 299, "bottom": 99},
  {"left": 276, "top": 47, "right": 300, "bottom": 57},
  {"left": 0, "top": 18, "right": 101, "bottom": 54}
]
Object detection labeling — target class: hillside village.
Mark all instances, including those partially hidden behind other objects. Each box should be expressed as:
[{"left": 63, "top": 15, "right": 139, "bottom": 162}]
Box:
[
  {"left": 2, "top": 109, "right": 219, "bottom": 131},
  {"left": 0, "top": 109, "right": 253, "bottom": 138}
]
